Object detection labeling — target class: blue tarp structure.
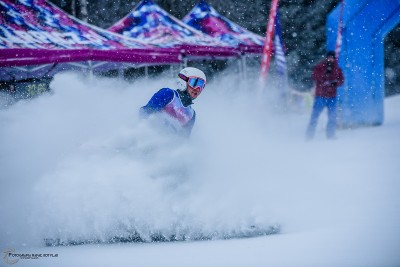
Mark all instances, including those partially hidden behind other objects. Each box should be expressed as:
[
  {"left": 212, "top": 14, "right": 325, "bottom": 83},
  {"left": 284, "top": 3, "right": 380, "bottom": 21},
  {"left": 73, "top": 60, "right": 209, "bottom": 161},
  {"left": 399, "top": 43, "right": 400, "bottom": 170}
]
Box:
[{"left": 327, "top": 0, "right": 400, "bottom": 127}]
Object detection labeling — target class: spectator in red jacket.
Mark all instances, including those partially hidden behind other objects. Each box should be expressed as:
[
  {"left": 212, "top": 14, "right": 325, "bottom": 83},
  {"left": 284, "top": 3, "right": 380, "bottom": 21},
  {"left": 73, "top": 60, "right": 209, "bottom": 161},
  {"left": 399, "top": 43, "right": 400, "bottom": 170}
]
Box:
[{"left": 306, "top": 51, "right": 344, "bottom": 140}]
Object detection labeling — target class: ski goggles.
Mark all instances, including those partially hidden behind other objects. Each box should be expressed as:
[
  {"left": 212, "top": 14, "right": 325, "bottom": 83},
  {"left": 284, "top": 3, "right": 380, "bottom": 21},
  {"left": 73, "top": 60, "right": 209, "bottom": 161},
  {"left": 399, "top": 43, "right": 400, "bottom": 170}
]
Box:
[{"left": 178, "top": 73, "right": 206, "bottom": 92}]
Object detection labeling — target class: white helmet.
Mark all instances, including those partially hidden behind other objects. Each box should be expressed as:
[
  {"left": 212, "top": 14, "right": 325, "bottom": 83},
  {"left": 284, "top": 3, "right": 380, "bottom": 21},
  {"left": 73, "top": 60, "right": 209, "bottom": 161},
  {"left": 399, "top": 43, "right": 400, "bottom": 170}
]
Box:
[{"left": 177, "top": 67, "right": 206, "bottom": 91}]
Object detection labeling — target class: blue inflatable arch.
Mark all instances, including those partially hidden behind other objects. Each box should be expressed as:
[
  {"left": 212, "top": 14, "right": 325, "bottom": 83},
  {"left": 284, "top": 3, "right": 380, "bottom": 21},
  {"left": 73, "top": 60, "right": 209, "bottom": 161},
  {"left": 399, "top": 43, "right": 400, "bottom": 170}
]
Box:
[{"left": 327, "top": 0, "right": 400, "bottom": 127}]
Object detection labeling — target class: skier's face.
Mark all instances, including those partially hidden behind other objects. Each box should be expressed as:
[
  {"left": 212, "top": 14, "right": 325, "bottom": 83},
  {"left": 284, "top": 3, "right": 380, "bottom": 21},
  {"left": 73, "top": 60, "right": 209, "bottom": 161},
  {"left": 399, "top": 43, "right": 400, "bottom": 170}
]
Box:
[
  {"left": 187, "top": 84, "right": 202, "bottom": 99},
  {"left": 186, "top": 77, "right": 205, "bottom": 99}
]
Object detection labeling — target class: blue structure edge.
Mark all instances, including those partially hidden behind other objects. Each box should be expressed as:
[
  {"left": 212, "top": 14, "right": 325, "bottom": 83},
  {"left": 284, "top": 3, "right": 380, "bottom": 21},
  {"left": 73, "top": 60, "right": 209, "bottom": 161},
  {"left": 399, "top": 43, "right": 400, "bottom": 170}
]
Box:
[{"left": 327, "top": 0, "right": 400, "bottom": 127}]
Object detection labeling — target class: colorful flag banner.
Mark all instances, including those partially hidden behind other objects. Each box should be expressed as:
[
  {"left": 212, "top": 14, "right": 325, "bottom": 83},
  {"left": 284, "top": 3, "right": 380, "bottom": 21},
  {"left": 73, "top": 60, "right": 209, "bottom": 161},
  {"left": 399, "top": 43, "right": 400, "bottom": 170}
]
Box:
[
  {"left": 274, "top": 11, "right": 288, "bottom": 104},
  {"left": 260, "top": 0, "right": 279, "bottom": 82},
  {"left": 273, "top": 11, "right": 287, "bottom": 77},
  {"left": 335, "top": 0, "right": 345, "bottom": 58}
]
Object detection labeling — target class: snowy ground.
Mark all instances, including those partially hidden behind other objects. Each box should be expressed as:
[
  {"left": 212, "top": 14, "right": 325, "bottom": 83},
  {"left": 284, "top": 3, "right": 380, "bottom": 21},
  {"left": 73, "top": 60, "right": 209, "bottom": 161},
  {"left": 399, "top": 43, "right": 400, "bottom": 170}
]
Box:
[{"left": 0, "top": 72, "right": 399, "bottom": 267}]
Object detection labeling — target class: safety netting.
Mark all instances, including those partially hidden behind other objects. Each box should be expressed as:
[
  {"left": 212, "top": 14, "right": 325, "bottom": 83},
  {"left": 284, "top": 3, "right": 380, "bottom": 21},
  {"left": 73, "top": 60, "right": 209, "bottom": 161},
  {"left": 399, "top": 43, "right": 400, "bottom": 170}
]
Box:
[{"left": 183, "top": 0, "right": 265, "bottom": 54}]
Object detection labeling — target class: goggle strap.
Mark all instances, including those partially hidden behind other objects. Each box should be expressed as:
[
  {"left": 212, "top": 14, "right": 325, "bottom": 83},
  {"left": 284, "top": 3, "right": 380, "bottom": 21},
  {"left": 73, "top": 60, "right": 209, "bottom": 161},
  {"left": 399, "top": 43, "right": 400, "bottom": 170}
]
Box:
[{"left": 178, "top": 73, "right": 188, "bottom": 82}]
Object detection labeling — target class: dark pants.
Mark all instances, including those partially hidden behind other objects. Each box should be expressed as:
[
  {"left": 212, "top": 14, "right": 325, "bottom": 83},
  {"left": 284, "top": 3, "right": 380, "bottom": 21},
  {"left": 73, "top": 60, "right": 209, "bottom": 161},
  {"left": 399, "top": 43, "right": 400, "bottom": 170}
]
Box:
[{"left": 306, "top": 96, "right": 337, "bottom": 139}]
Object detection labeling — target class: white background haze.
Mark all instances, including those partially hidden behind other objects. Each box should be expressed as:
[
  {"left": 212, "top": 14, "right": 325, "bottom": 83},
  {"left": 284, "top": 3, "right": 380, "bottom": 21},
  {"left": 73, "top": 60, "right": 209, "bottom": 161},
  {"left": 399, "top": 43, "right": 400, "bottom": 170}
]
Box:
[{"left": 0, "top": 71, "right": 399, "bottom": 266}]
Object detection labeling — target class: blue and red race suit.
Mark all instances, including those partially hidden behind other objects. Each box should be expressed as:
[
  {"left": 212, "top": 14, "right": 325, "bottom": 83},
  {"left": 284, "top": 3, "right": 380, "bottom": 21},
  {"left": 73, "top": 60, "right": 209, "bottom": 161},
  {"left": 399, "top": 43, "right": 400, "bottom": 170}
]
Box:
[{"left": 140, "top": 88, "right": 196, "bottom": 136}]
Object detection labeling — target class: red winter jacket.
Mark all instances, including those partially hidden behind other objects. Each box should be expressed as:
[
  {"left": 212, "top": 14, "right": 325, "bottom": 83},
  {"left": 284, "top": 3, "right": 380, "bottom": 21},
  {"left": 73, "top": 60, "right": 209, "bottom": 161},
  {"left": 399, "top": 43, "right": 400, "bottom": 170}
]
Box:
[{"left": 312, "top": 60, "right": 344, "bottom": 98}]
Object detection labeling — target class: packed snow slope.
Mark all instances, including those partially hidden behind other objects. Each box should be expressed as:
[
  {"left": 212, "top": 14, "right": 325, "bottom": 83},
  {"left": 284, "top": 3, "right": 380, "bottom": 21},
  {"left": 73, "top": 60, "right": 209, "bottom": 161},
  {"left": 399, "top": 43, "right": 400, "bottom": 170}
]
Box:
[{"left": 0, "top": 71, "right": 399, "bottom": 267}]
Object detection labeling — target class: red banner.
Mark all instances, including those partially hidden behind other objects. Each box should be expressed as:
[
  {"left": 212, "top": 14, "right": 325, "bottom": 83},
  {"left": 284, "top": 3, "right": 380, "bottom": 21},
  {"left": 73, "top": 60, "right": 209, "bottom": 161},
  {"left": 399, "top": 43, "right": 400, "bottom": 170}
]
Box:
[{"left": 260, "top": 0, "right": 279, "bottom": 82}]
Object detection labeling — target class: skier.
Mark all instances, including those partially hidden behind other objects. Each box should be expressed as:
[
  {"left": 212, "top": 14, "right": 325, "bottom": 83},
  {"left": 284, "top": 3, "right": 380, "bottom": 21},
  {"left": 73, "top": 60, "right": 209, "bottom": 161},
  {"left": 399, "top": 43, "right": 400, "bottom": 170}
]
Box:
[{"left": 140, "top": 67, "right": 207, "bottom": 137}]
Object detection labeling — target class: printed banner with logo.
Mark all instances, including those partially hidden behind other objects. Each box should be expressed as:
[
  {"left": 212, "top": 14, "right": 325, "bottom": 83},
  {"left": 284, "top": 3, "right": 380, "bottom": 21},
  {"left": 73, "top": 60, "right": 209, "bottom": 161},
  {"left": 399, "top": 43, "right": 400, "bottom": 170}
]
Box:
[
  {"left": 108, "top": 0, "right": 237, "bottom": 58},
  {"left": 182, "top": 0, "right": 265, "bottom": 54},
  {"left": 0, "top": 0, "right": 180, "bottom": 69}
]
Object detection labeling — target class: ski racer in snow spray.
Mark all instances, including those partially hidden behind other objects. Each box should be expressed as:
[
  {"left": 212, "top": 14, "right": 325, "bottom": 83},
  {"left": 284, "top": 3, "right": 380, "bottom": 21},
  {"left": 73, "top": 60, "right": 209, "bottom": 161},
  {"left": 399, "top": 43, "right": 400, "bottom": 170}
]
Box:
[{"left": 140, "top": 67, "right": 206, "bottom": 137}]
